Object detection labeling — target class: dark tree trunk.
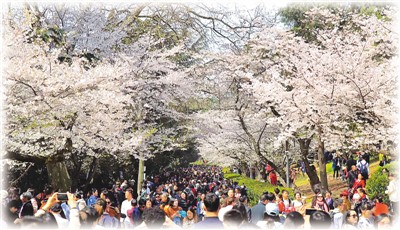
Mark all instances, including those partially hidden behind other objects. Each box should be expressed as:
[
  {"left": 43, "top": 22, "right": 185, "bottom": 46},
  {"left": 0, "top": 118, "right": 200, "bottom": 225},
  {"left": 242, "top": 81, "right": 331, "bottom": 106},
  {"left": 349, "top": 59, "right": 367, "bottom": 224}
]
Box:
[
  {"left": 298, "top": 138, "right": 321, "bottom": 192},
  {"left": 316, "top": 126, "right": 329, "bottom": 192}
]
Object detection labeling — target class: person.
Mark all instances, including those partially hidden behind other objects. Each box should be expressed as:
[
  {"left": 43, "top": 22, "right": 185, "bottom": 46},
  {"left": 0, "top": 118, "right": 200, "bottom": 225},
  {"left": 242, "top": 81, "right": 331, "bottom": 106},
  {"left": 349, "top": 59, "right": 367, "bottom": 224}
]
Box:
[
  {"left": 4, "top": 200, "right": 19, "bottom": 228},
  {"left": 256, "top": 203, "right": 282, "bottom": 229},
  {"left": 135, "top": 206, "right": 176, "bottom": 229},
  {"left": 222, "top": 209, "right": 243, "bottom": 229},
  {"left": 194, "top": 193, "right": 223, "bottom": 229},
  {"left": 218, "top": 197, "right": 234, "bottom": 221},
  {"left": 86, "top": 188, "right": 98, "bottom": 207},
  {"left": 250, "top": 193, "right": 268, "bottom": 224},
  {"left": 331, "top": 198, "right": 345, "bottom": 229},
  {"left": 182, "top": 208, "right": 198, "bottom": 229},
  {"left": 269, "top": 170, "right": 277, "bottom": 186},
  {"left": 196, "top": 193, "right": 205, "bottom": 222},
  {"left": 282, "top": 190, "right": 292, "bottom": 210},
  {"left": 374, "top": 213, "right": 392, "bottom": 229},
  {"left": 343, "top": 210, "right": 358, "bottom": 229},
  {"left": 358, "top": 201, "right": 375, "bottom": 229},
  {"left": 312, "top": 193, "right": 329, "bottom": 213},
  {"left": 283, "top": 211, "right": 304, "bottom": 229},
  {"left": 165, "top": 198, "right": 183, "bottom": 225},
  {"left": 309, "top": 210, "right": 331, "bottom": 229},
  {"left": 348, "top": 165, "right": 358, "bottom": 190},
  {"left": 49, "top": 203, "right": 69, "bottom": 228},
  {"left": 351, "top": 173, "right": 366, "bottom": 194},
  {"left": 291, "top": 192, "right": 305, "bottom": 213},
  {"left": 340, "top": 190, "right": 351, "bottom": 212},
  {"left": 127, "top": 199, "right": 142, "bottom": 227},
  {"left": 238, "top": 196, "right": 252, "bottom": 223},
  {"left": 95, "top": 198, "right": 119, "bottom": 228},
  {"left": 121, "top": 188, "right": 134, "bottom": 228},
  {"left": 357, "top": 156, "right": 370, "bottom": 182},
  {"left": 325, "top": 191, "right": 334, "bottom": 210},
  {"left": 385, "top": 173, "right": 399, "bottom": 214},
  {"left": 19, "top": 192, "right": 34, "bottom": 218}
]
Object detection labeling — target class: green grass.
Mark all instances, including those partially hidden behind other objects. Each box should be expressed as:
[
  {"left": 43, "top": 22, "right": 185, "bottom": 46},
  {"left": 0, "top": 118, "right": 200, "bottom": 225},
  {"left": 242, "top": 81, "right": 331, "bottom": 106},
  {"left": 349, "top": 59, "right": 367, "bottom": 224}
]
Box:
[{"left": 223, "top": 168, "right": 293, "bottom": 206}]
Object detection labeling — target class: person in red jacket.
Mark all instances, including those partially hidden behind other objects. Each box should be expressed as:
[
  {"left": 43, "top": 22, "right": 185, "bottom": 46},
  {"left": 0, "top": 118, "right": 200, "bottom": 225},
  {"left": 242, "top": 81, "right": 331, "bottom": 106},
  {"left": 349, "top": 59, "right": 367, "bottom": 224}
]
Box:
[
  {"left": 270, "top": 170, "right": 277, "bottom": 186},
  {"left": 351, "top": 173, "right": 365, "bottom": 193}
]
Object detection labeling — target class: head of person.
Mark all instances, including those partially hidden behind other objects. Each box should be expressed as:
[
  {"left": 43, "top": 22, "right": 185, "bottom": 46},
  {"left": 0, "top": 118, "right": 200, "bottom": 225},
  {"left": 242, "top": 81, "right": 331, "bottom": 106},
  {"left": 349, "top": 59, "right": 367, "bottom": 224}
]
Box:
[
  {"left": 161, "top": 192, "right": 169, "bottom": 203},
  {"left": 223, "top": 209, "right": 244, "bottom": 228},
  {"left": 283, "top": 211, "right": 305, "bottom": 229},
  {"left": 145, "top": 199, "right": 153, "bottom": 209},
  {"left": 21, "top": 192, "right": 32, "bottom": 203},
  {"left": 340, "top": 190, "right": 349, "bottom": 199},
  {"left": 100, "top": 189, "right": 108, "bottom": 200},
  {"left": 94, "top": 198, "right": 107, "bottom": 216},
  {"left": 131, "top": 198, "right": 138, "bottom": 207},
  {"left": 309, "top": 210, "right": 332, "bottom": 229},
  {"left": 91, "top": 188, "right": 98, "bottom": 197},
  {"left": 333, "top": 198, "right": 344, "bottom": 211},
  {"left": 7, "top": 200, "right": 19, "bottom": 213},
  {"left": 20, "top": 212, "right": 57, "bottom": 229},
  {"left": 295, "top": 192, "right": 302, "bottom": 201},
  {"left": 357, "top": 188, "right": 366, "bottom": 197},
  {"left": 125, "top": 188, "right": 133, "bottom": 200},
  {"left": 204, "top": 193, "right": 220, "bottom": 212},
  {"left": 358, "top": 173, "right": 363, "bottom": 180},
  {"left": 282, "top": 190, "right": 289, "bottom": 199},
  {"left": 227, "top": 189, "right": 234, "bottom": 198},
  {"left": 142, "top": 206, "right": 166, "bottom": 229},
  {"left": 79, "top": 206, "right": 100, "bottom": 228},
  {"left": 274, "top": 188, "right": 280, "bottom": 195},
  {"left": 325, "top": 191, "right": 331, "bottom": 198},
  {"left": 344, "top": 210, "right": 359, "bottom": 226},
  {"left": 316, "top": 193, "right": 325, "bottom": 202},
  {"left": 264, "top": 203, "right": 280, "bottom": 223},
  {"left": 375, "top": 213, "right": 391, "bottom": 229},
  {"left": 232, "top": 202, "right": 248, "bottom": 221},
  {"left": 360, "top": 201, "right": 375, "bottom": 219}
]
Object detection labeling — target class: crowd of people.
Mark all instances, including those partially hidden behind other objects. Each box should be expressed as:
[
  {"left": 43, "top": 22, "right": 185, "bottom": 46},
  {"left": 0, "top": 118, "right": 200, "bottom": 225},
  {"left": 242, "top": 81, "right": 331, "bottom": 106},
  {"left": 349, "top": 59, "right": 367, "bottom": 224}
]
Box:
[{"left": 1, "top": 156, "right": 398, "bottom": 229}]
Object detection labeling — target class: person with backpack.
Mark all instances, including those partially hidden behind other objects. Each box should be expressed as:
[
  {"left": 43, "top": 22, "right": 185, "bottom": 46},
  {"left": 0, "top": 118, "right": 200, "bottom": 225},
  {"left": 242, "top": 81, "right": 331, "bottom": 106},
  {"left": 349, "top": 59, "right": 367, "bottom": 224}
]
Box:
[{"left": 357, "top": 156, "right": 370, "bottom": 182}]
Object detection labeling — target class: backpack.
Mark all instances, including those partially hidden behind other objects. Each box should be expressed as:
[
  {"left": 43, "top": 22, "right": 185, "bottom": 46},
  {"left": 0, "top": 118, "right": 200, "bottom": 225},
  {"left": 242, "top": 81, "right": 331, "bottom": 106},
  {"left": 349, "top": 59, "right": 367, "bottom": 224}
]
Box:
[{"left": 359, "top": 162, "right": 368, "bottom": 176}]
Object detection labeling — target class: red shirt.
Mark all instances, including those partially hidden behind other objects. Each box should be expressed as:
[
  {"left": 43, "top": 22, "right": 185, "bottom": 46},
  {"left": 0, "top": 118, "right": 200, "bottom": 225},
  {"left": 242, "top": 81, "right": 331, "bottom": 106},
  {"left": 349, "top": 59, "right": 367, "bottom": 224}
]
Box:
[
  {"left": 352, "top": 179, "right": 365, "bottom": 191},
  {"left": 270, "top": 172, "right": 277, "bottom": 186},
  {"left": 374, "top": 203, "right": 389, "bottom": 216}
]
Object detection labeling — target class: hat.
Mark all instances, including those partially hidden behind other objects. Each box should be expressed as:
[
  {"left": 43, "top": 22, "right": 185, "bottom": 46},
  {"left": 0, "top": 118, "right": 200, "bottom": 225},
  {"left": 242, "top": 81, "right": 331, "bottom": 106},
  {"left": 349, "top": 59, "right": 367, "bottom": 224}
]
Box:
[
  {"left": 340, "top": 190, "right": 349, "bottom": 196},
  {"left": 317, "top": 193, "right": 323, "bottom": 197},
  {"left": 353, "top": 193, "right": 360, "bottom": 201},
  {"left": 265, "top": 203, "right": 279, "bottom": 216}
]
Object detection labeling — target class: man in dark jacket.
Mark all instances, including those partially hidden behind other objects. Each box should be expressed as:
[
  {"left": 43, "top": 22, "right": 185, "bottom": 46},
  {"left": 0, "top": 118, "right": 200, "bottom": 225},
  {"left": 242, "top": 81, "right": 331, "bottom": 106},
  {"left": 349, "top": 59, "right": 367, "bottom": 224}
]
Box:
[
  {"left": 250, "top": 193, "right": 269, "bottom": 224},
  {"left": 19, "top": 192, "right": 34, "bottom": 218}
]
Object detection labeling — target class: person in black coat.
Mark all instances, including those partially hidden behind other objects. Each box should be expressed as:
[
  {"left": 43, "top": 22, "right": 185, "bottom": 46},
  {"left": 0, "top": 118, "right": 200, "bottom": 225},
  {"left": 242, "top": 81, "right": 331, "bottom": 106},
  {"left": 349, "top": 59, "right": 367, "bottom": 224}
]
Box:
[{"left": 19, "top": 192, "right": 34, "bottom": 218}]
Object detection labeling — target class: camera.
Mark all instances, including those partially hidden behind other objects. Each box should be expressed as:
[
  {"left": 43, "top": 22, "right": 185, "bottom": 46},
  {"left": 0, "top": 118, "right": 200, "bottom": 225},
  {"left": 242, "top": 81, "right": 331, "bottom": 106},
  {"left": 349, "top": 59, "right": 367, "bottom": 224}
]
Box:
[
  {"left": 305, "top": 208, "right": 317, "bottom": 215},
  {"left": 57, "top": 193, "right": 68, "bottom": 201}
]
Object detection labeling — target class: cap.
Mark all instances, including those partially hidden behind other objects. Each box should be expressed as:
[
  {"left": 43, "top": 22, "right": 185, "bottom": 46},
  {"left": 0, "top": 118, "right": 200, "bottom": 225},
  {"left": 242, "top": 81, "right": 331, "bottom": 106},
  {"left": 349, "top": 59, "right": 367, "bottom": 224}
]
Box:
[
  {"left": 340, "top": 190, "right": 349, "bottom": 196},
  {"left": 317, "top": 193, "right": 323, "bottom": 197},
  {"left": 265, "top": 203, "right": 279, "bottom": 216}
]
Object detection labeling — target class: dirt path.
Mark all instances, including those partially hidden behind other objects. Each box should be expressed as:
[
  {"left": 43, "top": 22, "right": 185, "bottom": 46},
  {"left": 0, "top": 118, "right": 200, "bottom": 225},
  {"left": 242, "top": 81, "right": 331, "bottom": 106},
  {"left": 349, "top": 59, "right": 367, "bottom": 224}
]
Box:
[{"left": 296, "top": 161, "right": 380, "bottom": 205}]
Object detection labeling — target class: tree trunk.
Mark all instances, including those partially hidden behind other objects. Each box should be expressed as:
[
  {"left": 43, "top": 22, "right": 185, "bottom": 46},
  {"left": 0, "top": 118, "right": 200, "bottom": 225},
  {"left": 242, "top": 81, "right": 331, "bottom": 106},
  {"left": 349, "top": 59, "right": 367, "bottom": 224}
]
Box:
[
  {"left": 316, "top": 126, "right": 329, "bottom": 192},
  {"left": 46, "top": 159, "right": 71, "bottom": 192},
  {"left": 298, "top": 138, "right": 321, "bottom": 192}
]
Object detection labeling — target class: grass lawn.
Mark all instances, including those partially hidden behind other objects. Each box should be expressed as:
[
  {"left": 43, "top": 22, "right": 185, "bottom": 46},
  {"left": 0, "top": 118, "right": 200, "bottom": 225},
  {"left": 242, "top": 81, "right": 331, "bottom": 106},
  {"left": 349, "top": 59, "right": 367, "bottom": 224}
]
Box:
[{"left": 223, "top": 168, "right": 293, "bottom": 206}]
